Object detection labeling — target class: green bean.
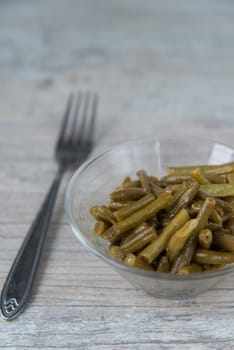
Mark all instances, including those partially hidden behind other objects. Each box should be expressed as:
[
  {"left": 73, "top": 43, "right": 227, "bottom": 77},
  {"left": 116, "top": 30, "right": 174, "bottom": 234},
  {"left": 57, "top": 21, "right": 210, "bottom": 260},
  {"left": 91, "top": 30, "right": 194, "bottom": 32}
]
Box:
[
  {"left": 122, "top": 176, "right": 159, "bottom": 189},
  {"left": 167, "top": 165, "right": 204, "bottom": 175},
  {"left": 107, "top": 224, "right": 153, "bottom": 245},
  {"left": 163, "top": 180, "right": 199, "bottom": 226},
  {"left": 120, "top": 226, "right": 157, "bottom": 255},
  {"left": 124, "top": 253, "right": 154, "bottom": 271},
  {"left": 108, "top": 200, "right": 135, "bottom": 211},
  {"left": 177, "top": 263, "right": 203, "bottom": 275},
  {"left": 192, "top": 167, "right": 210, "bottom": 185},
  {"left": 200, "top": 184, "right": 234, "bottom": 197},
  {"left": 93, "top": 221, "right": 110, "bottom": 236},
  {"left": 148, "top": 181, "right": 164, "bottom": 197},
  {"left": 207, "top": 174, "right": 227, "bottom": 184},
  {"left": 121, "top": 222, "right": 149, "bottom": 244},
  {"left": 193, "top": 249, "right": 234, "bottom": 264},
  {"left": 209, "top": 209, "right": 222, "bottom": 225},
  {"left": 149, "top": 176, "right": 159, "bottom": 184},
  {"left": 160, "top": 175, "right": 193, "bottom": 184},
  {"left": 90, "top": 205, "right": 102, "bottom": 220},
  {"left": 204, "top": 163, "right": 234, "bottom": 176},
  {"left": 213, "top": 231, "right": 234, "bottom": 252},
  {"left": 198, "top": 229, "right": 213, "bottom": 249},
  {"left": 113, "top": 193, "right": 155, "bottom": 221},
  {"left": 122, "top": 179, "right": 141, "bottom": 188},
  {"left": 199, "top": 191, "right": 234, "bottom": 214},
  {"left": 190, "top": 201, "right": 222, "bottom": 224},
  {"left": 90, "top": 205, "right": 116, "bottom": 224},
  {"left": 139, "top": 208, "right": 190, "bottom": 264},
  {"left": 110, "top": 187, "right": 147, "bottom": 201},
  {"left": 113, "top": 191, "right": 173, "bottom": 236},
  {"left": 165, "top": 184, "right": 187, "bottom": 212},
  {"left": 166, "top": 219, "right": 198, "bottom": 263},
  {"left": 209, "top": 174, "right": 227, "bottom": 183},
  {"left": 137, "top": 169, "right": 151, "bottom": 193},
  {"left": 102, "top": 226, "right": 118, "bottom": 242},
  {"left": 227, "top": 173, "right": 234, "bottom": 185},
  {"left": 171, "top": 197, "right": 216, "bottom": 273},
  {"left": 167, "top": 162, "right": 234, "bottom": 176},
  {"left": 122, "top": 176, "right": 132, "bottom": 186},
  {"left": 157, "top": 256, "right": 170, "bottom": 272},
  {"left": 109, "top": 245, "right": 124, "bottom": 260}
]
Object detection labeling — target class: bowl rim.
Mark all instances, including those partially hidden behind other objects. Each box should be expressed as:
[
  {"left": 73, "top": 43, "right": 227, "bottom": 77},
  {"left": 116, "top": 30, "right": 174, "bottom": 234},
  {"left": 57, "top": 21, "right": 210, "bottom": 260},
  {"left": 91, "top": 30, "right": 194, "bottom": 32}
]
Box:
[{"left": 65, "top": 135, "right": 234, "bottom": 281}]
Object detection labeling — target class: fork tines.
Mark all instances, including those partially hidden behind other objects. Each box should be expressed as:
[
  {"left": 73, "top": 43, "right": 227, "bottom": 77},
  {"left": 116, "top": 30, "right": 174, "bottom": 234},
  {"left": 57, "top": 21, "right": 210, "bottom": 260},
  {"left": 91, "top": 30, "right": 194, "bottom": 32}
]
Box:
[{"left": 57, "top": 91, "right": 98, "bottom": 149}]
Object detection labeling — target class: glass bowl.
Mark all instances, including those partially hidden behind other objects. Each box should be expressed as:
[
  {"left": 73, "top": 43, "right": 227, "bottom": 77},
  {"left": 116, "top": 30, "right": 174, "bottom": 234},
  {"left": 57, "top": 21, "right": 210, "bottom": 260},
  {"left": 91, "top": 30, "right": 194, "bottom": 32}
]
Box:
[{"left": 65, "top": 136, "right": 234, "bottom": 299}]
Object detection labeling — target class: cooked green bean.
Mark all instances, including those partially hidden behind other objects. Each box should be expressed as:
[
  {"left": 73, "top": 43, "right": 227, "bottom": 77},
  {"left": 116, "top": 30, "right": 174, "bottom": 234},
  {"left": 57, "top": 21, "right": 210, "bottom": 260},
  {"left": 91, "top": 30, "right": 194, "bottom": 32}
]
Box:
[
  {"left": 113, "top": 191, "right": 173, "bottom": 236},
  {"left": 171, "top": 197, "right": 216, "bottom": 273},
  {"left": 124, "top": 253, "right": 154, "bottom": 271},
  {"left": 113, "top": 193, "right": 155, "bottom": 221},
  {"left": 120, "top": 226, "right": 157, "bottom": 255},
  {"left": 227, "top": 173, "right": 234, "bottom": 185},
  {"left": 190, "top": 201, "right": 222, "bottom": 224},
  {"left": 166, "top": 219, "right": 198, "bottom": 263},
  {"left": 148, "top": 180, "right": 164, "bottom": 197},
  {"left": 121, "top": 222, "right": 149, "bottom": 244},
  {"left": 109, "top": 200, "right": 134, "bottom": 211},
  {"left": 193, "top": 249, "right": 234, "bottom": 265},
  {"left": 177, "top": 263, "right": 203, "bottom": 275},
  {"left": 166, "top": 184, "right": 187, "bottom": 212},
  {"left": 160, "top": 175, "right": 193, "bottom": 184},
  {"left": 167, "top": 162, "right": 234, "bottom": 176},
  {"left": 93, "top": 221, "right": 110, "bottom": 236},
  {"left": 102, "top": 226, "right": 118, "bottom": 243},
  {"left": 90, "top": 205, "right": 116, "bottom": 224},
  {"left": 122, "top": 176, "right": 132, "bottom": 186},
  {"left": 90, "top": 205, "right": 102, "bottom": 221},
  {"left": 122, "top": 179, "right": 141, "bottom": 188},
  {"left": 208, "top": 174, "right": 227, "bottom": 184},
  {"left": 192, "top": 167, "right": 210, "bottom": 185},
  {"left": 137, "top": 170, "right": 152, "bottom": 193},
  {"left": 122, "top": 176, "right": 158, "bottom": 189},
  {"left": 200, "top": 184, "right": 234, "bottom": 197},
  {"left": 109, "top": 245, "right": 124, "bottom": 260},
  {"left": 213, "top": 231, "right": 234, "bottom": 252},
  {"left": 198, "top": 229, "right": 213, "bottom": 249},
  {"left": 163, "top": 180, "right": 199, "bottom": 226},
  {"left": 199, "top": 191, "right": 234, "bottom": 214},
  {"left": 157, "top": 256, "right": 170, "bottom": 272},
  {"left": 110, "top": 187, "right": 147, "bottom": 201},
  {"left": 140, "top": 208, "right": 189, "bottom": 264}
]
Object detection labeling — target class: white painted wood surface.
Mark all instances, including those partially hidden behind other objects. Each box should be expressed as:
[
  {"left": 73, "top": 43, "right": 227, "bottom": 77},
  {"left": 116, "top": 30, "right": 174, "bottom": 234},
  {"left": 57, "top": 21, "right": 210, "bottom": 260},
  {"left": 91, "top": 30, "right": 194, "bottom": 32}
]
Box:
[{"left": 0, "top": 0, "right": 234, "bottom": 349}]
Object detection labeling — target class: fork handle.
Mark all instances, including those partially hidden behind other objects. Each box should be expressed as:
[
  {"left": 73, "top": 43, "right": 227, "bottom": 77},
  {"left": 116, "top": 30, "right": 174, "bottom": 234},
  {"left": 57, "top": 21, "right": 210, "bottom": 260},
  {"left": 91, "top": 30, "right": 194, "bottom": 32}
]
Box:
[{"left": 0, "top": 168, "right": 64, "bottom": 320}]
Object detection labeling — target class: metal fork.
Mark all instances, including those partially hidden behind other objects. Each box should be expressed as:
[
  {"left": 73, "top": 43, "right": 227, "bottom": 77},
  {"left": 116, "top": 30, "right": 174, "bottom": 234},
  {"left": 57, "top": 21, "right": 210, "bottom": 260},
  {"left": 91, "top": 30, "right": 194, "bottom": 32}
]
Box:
[{"left": 0, "top": 92, "right": 98, "bottom": 320}]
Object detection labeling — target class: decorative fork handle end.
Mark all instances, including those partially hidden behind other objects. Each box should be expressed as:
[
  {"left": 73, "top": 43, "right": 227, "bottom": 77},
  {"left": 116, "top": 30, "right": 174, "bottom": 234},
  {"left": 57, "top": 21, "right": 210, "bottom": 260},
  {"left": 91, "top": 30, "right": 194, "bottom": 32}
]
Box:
[
  {"left": 0, "top": 171, "right": 63, "bottom": 320},
  {"left": 1, "top": 296, "right": 20, "bottom": 320}
]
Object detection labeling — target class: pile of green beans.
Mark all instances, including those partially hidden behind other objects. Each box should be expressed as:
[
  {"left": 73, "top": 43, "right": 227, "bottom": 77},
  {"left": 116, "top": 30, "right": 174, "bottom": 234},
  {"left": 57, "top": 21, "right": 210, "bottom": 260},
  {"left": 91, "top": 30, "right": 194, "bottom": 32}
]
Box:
[{"left": 90, "top": 163, "right": 234, "bottom": 274}]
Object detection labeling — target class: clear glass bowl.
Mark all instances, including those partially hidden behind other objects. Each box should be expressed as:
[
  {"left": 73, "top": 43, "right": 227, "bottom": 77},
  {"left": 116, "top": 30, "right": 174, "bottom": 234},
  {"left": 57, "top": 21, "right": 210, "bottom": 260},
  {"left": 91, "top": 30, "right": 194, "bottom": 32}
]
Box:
[{"left": 65, "top": 136, "right": 234, "bottom": 299}]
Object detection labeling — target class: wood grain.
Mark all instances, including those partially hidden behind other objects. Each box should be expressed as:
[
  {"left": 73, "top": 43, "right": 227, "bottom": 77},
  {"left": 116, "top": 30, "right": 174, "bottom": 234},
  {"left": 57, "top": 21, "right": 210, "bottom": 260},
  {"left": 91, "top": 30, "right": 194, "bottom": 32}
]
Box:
[{"left": 0, "top": 0, "right": 234, "bottom": 349}]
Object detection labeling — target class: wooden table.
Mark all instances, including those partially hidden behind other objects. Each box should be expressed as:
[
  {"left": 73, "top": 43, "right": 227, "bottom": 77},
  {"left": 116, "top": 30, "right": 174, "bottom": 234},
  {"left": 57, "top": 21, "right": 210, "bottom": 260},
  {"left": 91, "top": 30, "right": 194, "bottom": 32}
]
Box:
[{"left": 0, "top": 0, "right": 234, "bottom": 349}]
